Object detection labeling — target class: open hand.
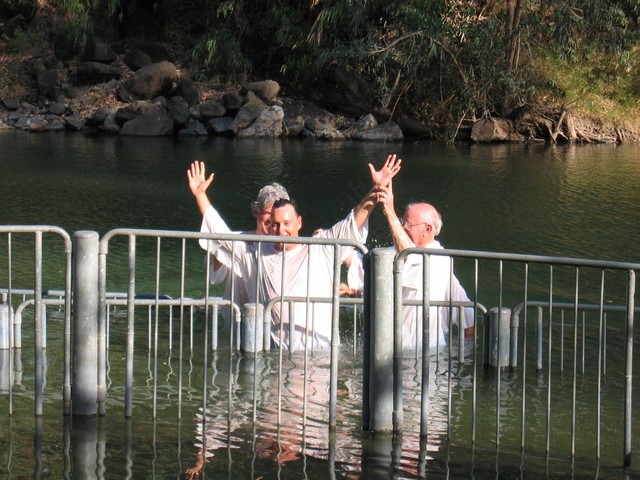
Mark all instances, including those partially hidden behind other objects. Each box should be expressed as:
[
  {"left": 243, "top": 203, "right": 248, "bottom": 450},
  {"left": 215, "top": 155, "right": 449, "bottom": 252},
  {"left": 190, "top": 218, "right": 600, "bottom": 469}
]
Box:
[
  {"left": 187, "top": 161, "right": 214, "bottom": 197},
  {"left": 368, "top": 154, "right": 402, "bottom": 187}
]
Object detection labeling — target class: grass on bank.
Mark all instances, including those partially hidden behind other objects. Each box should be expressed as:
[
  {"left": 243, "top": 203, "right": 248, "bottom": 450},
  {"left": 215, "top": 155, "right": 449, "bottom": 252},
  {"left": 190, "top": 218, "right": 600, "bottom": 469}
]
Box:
[{"left": 531, "top": 46, "right": 640, "bottom": 130}]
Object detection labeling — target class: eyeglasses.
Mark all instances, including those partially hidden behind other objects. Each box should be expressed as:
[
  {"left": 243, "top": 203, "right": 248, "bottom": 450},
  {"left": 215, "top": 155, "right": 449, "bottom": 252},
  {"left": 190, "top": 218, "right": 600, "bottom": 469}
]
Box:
[{"left": 400, "top": 219, "right": 430, "bottom": 229}]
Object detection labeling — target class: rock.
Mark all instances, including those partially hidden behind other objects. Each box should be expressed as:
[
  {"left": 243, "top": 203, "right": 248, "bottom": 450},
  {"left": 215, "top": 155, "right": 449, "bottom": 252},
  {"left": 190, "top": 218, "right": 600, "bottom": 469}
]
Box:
[
  {"left": 1, "top": 97, "right": 19, "bottom": 110},
  {"left": 76, "top": 62, "right": 122, "bottom": 85},
  {"left": 171, "top": 79, "right": 200, "bottom": 106},
  {"left": 395, "top": 113, "right": 433, "bottom": 138},
  {"left": 28, "top": 120, "right": 47, "bottom": 132},
  {"left": 50, "top": 86, "right": 66, "bottom": 103},
  {"left": 117, "top": 61, "right": 178, "bottom": 102},
  {"left": 123, "top": 49, "right": 152, "bottom": 71},
  {"left": 283, "top": 99, "right": 338, "bottom": 133},
  {"left": 14, "top": 116, "right": 31, "bottom": 129},
  {"left": 115, "top": 106, "right": 140, "bottom": 126},
  {"left": 167, "top": 97, "right": 191, "bottom": 128},
  {"left": 237, "top": 105, "right": 285, "bottom": 137},
  {"left": 82, "top": 36, "right": 117, "bottom": 64},
  {"left": 120, "top": 111, "right": 174, "bottom": 136},
  {"left": 242, "top": 80, "right": 281, "bottom": 102},
  {"left": 48, "top": 102, "right": 66, "bottom": 115},
  {"left": 64, "top": 114, "right": 85, "bottom": 131},
  {"left": 114, "top": 101, "right": 161, "bottom": 126},
  {"left": 343, "top": 114, "right": 377, "bottom": 136},
  {"left": 206, "top": 117, "right": 234, "bottom": 135},
  {"left": 196, "top": 101, "right": 226, "bottom": 120},
  {"left": 229, "top": 91, "right": 267, "bottom": 134},
  {"left": 46, "top": 119, "right": 66, "bottom": 131},
  {"left": 85, "top": 107, "right": 112, "bottom": 127},
  {"left": 284, "top": 115, "right": 305, "bottom": 136},
  {"left": 178, "top": 119, "right": 208, "bottom": 136},
  {"left": 37, "top": 69, "right": 58, "bottom": 96},
  {"left": 352, "top": 121, "right": 404, "bottom": 142},
  {"left": 99, "top": 114, "right": 120, "bottom": 134},
  {"left": 471, "top": 117, "right": 524, "bottom": 142},
  {"left": 221, "top": 92, "right": 244, "bottom": 112}
]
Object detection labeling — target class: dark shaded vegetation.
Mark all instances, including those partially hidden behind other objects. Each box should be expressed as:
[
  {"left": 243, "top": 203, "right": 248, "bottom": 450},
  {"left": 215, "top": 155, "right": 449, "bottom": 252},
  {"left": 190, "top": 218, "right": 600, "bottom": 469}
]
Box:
[{"left": 3, "top": 0, "right": 640, "bottom": 138}]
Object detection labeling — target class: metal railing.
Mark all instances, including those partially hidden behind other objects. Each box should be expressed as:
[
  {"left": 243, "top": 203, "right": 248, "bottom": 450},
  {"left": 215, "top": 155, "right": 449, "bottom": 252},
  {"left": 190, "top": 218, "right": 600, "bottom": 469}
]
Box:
[
  {"left": 1, "top": 225, "right": 639, "bottom": 473},
  {"left": 381, "top": 247, "right": 639, "bottom": 468}
]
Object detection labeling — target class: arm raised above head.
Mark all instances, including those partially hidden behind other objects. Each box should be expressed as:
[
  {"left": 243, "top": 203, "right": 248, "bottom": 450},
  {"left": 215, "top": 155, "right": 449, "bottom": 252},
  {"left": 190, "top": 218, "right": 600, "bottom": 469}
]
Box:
[
  {"left": 187, "top": 160, "right": 214, "bottom": 216},
  {"left": 352, "top": 154, "right": 403, "bottom": 229},
  {"left": 378, "top": 180, "right": 414, "bottom": 253}
]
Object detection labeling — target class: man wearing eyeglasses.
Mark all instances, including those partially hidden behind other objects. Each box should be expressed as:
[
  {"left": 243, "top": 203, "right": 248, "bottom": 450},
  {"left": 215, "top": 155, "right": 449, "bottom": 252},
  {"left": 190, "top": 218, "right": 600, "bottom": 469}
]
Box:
[{"left": 376, "top": 182, "right": 475, "bottom": 350}]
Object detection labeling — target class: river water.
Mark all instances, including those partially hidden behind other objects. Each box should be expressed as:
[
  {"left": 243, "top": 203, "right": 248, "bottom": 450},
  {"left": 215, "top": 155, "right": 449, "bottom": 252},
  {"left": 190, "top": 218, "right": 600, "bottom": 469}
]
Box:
[{"left": 0, "top": 130, "right": 639, "bottom": 479}]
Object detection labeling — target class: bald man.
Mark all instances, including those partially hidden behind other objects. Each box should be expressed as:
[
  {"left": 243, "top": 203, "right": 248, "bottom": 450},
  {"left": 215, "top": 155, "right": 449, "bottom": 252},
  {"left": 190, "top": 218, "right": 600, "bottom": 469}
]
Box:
[{"left": 378, "top": 182, "right": 475, "bottom": 350}]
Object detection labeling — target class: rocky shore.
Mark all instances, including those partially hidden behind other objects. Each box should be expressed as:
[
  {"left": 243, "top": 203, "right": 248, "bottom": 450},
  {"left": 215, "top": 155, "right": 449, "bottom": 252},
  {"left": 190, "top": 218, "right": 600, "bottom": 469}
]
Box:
[
  {"left": 2, "top": 34, "right": 638, "bottom": 143},
  {"left": 0, "top": 36, "right": 426, "bottom": 142}
]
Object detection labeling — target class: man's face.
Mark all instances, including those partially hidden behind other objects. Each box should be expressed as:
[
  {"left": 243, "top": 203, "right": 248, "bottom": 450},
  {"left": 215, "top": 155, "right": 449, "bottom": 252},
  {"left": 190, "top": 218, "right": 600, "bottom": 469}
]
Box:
[
  {"left": 255, "top": 202, "right": 273, "bottom": 235},
  {"left": 270, "top": 204, "right": 302, "bottom": 250},
  {"left": 402, "top": 207, "right": 431, "bottom": 248}
]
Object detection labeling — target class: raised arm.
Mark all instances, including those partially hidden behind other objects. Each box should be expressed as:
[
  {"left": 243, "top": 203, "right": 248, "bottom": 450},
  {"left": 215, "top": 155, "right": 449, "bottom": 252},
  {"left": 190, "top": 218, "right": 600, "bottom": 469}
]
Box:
[
  {"left": 353, "top": 154, "right": 402, "bottom": 228},
  {"left": 187, "top": 160, "right": 214, "bottom": 216},
  {"left": 378, "top": 180, "right": 414, "bottom": 253}
]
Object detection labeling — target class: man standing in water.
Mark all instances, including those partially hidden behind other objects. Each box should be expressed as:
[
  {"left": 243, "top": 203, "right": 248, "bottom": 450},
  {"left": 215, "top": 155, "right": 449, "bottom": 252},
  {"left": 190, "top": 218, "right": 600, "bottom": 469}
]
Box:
[
  {"left": 200, "top": 182, "right": 290, "bottom": 327},
  {"left": 376, "top": 181, "right": 475, "bottom": 350},
  {"left": 188, "top": 155, "right": 401, "bottom": 349}
]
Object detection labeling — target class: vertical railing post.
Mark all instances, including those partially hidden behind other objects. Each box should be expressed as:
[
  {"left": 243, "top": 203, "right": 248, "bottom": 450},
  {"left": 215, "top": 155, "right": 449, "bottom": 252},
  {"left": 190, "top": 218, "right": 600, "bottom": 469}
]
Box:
[
  {"left": 485, "top": 307, "right": 511, "bottom": 368},
  {"left": 364, "top": 248, "right": 395, "bottom": 433},
  {"left": 242, "top": 303, "right": 264, "bottom": 353},
  {"left": 72, "top": 231, "right": 99, "bottom": 417}
]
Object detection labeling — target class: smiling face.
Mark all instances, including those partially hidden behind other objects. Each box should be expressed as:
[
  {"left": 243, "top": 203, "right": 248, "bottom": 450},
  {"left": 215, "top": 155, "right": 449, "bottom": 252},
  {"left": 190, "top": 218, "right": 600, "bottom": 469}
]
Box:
[
  {"left": 254, "top": 202, "right": 274, "bottom": 235},
  {"left": 270, "top": 203, "right": 302, "bottom": 250}
]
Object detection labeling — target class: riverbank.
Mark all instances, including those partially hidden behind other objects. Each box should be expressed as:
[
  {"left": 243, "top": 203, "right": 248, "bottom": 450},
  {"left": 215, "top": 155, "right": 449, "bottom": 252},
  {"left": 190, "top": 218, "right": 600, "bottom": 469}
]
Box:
[{"left": 2, "top": 35, "right": 640, "bottom": 143}]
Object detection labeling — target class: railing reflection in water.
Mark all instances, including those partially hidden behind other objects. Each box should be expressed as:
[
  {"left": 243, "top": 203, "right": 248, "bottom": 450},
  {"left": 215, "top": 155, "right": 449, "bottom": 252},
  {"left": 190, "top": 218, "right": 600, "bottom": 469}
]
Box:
[{"left": 0, "top": 226, "right": 639, "bottom": 479}]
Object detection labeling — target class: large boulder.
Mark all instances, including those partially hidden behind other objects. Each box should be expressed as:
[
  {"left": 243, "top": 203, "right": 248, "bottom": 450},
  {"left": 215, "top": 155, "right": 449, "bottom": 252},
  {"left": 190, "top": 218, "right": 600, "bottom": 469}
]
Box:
[
  {"left": 242, "top": 80, "right": 281, "bottom": 102},
  {"left": 283, "top": 99, "right": 338, "bottom": 133},
  {"left": 117, "top": 61, "right": 178, "bottom": 102},
  {"left": 237, "top": 105, "right": 285, "bottom": 137},
  {"left": 471, "top": 117, "right": 524, "bottom": 142},
  {"left": 229, "top": 91, "right": 267, "bottom": 134},
  {"left": 352, "top": 121, "right": 404, "bottom": 142},
  {"left": 120, "top": 111, "right": 174, "bottom": 136}
]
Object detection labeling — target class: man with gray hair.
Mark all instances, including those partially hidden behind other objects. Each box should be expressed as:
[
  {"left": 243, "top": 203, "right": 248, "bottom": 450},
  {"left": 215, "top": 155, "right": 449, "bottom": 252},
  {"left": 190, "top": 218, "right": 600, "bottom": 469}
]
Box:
[
  {"left": 377, "top": 183, "right": 475, "bottom": 350},
  {"left": 199, "top": 182, "right": 290, "bottom": 326}
]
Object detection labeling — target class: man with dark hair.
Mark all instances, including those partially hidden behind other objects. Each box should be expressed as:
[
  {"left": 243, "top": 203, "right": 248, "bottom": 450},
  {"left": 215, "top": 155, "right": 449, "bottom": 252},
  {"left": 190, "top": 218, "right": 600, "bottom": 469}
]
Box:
[
  {"left": 200, "top": 182, "right": 290, "bottom": 326},
  {"left": 188, "top": 155, "right": 401, "bottom": 349}
]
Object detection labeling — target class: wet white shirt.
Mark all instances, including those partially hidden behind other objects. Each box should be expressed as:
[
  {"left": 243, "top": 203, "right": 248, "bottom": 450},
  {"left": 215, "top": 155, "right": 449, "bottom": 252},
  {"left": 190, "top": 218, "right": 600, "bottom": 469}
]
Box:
[
  {"left": 401, "top": 240, "right": 475, "bottom": 350},
  {"left": 199, "top": 205, "right": 368, "bottom": 349}
]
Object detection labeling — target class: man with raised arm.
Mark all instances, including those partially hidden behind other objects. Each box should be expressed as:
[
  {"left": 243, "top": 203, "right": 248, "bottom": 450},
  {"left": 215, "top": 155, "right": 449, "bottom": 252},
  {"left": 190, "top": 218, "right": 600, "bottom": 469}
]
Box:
[
  {"left": 376, "top": 181, "right": 475, "bottom": 350},
  {"left": 200, "top": 182, "right": 290, "bottom": 327},
  {"left": 188, "top": 155, "right": 401, "bottom": 349}
]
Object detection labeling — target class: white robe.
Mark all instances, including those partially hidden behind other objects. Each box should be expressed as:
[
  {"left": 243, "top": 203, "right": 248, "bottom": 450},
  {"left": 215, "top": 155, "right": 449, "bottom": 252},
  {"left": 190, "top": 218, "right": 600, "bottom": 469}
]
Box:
[
  {"left": 199, "top": 205, "right": 368, "bottom": 349},
  {"left": 401, "top": 240, "right": 475, "bottom": 350}
]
